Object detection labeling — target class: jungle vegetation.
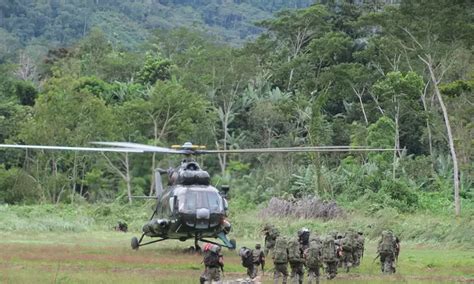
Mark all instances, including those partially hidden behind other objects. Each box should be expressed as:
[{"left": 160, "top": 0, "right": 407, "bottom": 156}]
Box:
[{"left": 0, "top": 0, "right": 472, "bottom": 220}]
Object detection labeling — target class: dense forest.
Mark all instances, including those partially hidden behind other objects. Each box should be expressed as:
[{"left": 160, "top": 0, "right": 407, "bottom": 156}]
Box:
[
  {"left": 0, "top": 0, "right": 472, "bottom": 218},
  {"left": 0, "top": 0, "right": 314, "bottom": 57}
]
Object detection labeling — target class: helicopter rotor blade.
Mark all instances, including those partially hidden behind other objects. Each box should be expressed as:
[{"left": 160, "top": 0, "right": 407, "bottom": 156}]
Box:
[
  {"left": 201, "top": 147, "right": 398, "bottom": 154},
  {"left": 91, "top": 142, "right": 189, "bottom": 154},
  {"left": 0, "top": 144, "right": 143, "bottom": 153}
]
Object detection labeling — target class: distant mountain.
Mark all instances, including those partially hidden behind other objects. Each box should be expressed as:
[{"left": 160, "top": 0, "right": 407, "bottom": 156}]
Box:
[{"left": 0, "top": 0, "right": 314, "bottom": 56}]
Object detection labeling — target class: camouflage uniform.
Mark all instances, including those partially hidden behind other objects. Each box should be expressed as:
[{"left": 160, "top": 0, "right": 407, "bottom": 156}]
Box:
[
  {"left": 288, "top": 237, "right": 304, "bottom": 284},
  {"left": 377, "top": 230, "right": 398, "bottom": 274},
  {"left": 200, "top": 244, "right": 224, "bottom": 284},
  {"left": 340, "top": 232, "right": 355, "bottom": 272},
  {"left": 354, "top": 231, "right": 365, "bottom": 267},
  {"left": 272, "top": 236, "right": 289, "bottom": 284},
  {"left": 322, "top": 234, "right": 337, "bottom": 280},
  {"left": 263, "top": 224, "right": 280, "bottom": 257},
  {"left": 304, "top": 236, "right": 322, "bottom": 284},
  {"left": 240, "top": 247, "right": 256, "bottom": 279},
  {"left": 334, "top": 233, "right": 344, "bottom": 268},
  {"left": 297, "top": 227, "right": 310, "bottom": 251},
  {"left": 252, "top": 244, "right": 265, "bottom": 276}
]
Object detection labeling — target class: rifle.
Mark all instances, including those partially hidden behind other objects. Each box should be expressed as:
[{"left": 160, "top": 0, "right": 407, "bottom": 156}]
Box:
[
  {"left": 261, "top": 260, "right": 265, "bottom": 275},
  {"left": 372, "top": 253, "right": 380, "bottom": 264},
  {"left": 220, "top": 264, "right": 224, "bottom": 278}
]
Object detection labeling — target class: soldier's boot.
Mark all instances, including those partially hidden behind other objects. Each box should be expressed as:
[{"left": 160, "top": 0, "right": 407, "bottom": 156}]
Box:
[{"left": 199, "top": 276, "right": 206, "bottom": 284}]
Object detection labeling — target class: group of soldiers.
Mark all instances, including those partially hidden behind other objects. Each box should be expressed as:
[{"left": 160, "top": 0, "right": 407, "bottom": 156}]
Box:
[
  {"left": 260, "top": 225, "right": 366, "bottom": 284},
  {"left": 199, "top": 225, "right": 399, "bottom": 284}
]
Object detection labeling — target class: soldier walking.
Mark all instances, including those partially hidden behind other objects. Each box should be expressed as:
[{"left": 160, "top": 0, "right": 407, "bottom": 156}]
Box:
[
  {"left": 253, "top": 244, "right": 265, "bottom": 276},
  {"left": 263, "top": 224, "right": 280, "bottom": 257},
  {"left": 376, "top": 230, "right": 399, "bottom": 274},
  {"left": 239, "top": 246, "right": 256, "bottom": 279},
  {"left": 200, "top": 243, "right": 224, "bottom": 284},
  {"left": 304, "top": 236, "right": 322, "bottom": 284},
  {"left": 272, "top": 236, "right": 289, "bottom": 284},
  {"left": 354, "top": 231, "right": 365, "bottom": 267},
  {"left": 321, "top": 234, "right": 338, "bottom": 279},
  {"left": 288, "top": 236, "right": 305, "bottom": 284}
]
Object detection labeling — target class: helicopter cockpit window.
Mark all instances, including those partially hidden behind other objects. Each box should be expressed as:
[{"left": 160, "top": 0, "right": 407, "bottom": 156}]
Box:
[
  {"left": 207, "top": 192, "right": 223, "bottom": 212},
  {"left": 178, "top": 190, "right": 223, "bottom": 213},
  {"left": 169, "top": 197, "right": 174, "bottom": 213}
]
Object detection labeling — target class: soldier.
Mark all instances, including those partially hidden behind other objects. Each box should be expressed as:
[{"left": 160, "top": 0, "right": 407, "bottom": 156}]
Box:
[
  {"left": 340, "top": 231, "right": 355, "bottom": 272},
  {"left": 253, "top": 243, "right": 265, "bottom": 276},
  {"left": 304, "top": 236, "right": 322, "bottom": 284},
  {"left": 239, "top": 246, "right": 256, "bottom": 279},
  {"left": 297, "top": 227, "right": 310, "bottom": 251},
  {"left": 376, "top": 230, "right": 398, "bottom": 274},
  {"left": 288, "top": 236, "right": 304, "bottom": 284},
  {"left": 321, "top": 234, "right": 338, "bottom": 279},
  {"left": 272, "top": 236, "right": 289, "bottom": 284},
  {"left": 354, "top": 231, "right": 365, "bottom": 267},
  {"left": 200, "top": 243, "right": 224, "bottom": 284},
  {"left": 334, "top": 233, "right": 344, "bottom": 268},
  {"left": 263, "top": 224, "right": 280, "bottom": 257}
]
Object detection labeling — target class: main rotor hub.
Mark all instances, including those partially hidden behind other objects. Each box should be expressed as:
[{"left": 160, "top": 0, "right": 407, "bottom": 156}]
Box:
[{"left": 171, "top": 142, "right": 206, "bottom": 152}]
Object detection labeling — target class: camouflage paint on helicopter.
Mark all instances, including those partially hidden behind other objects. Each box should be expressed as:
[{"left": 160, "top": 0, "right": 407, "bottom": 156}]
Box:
[{"left": 132, "top": 157, "right": 235, "bottom": 250}]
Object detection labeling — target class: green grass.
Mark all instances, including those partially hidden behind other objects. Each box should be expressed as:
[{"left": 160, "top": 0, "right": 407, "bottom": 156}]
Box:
[
  {"left": 0, "top": 204, "right": 473, "bottom": 283},
  {"left": 0, "top": 231, "right": 473, "bottom": 283}
]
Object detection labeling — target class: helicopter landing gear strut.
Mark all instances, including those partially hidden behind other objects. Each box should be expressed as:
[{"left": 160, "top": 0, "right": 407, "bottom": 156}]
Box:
[
  {"left": 131, "top": 233, "right": 168, "bottom": 250},
  {"left": 193, "top": 234, "right": 202, "bottom": 252}
]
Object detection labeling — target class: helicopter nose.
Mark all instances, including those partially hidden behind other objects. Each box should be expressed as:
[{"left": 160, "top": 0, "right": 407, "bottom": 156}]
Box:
[{"left": 196, "top": 208, "right": 210, "bottom": 219}]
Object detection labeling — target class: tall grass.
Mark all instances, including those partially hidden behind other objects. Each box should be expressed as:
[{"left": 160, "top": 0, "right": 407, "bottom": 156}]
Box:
[{"left": 0, "top": 202, "right": 472, "bottom": 247}]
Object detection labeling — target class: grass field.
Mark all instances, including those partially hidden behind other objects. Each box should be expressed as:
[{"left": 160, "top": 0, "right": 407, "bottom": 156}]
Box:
[{"left": 0, "top": 231, "right": 473, "bottom": 283}]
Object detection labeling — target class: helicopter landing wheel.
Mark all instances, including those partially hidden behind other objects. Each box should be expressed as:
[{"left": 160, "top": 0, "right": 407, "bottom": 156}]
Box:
[{"left": 131, "top": 237, "right": 139, "bottom": 250}]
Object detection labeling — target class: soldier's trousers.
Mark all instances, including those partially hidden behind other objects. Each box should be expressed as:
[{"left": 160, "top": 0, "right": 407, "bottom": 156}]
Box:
[
  {"left": 246, "top": 264, "right": 256, "bottom": 279},
  {"left": 273, "top": 263, "right": 288, "bottom": 284},
  {"left": 289, "top": 262, "right": 304, "bottom": 284},
  {"left": 354, "top": 249, "right": 362, "bottom": 266},
  {"left": 342, "top": 251, "right": 353, "bottom": 272},
  {"left": 201, "top": 266, "right": 222, "bottom": 284},
  {"left": 380, "top": 252, "right": 395, "bottom": 274},
  {"left": 307, "top": 266, "right": 320, "bottom": 284},
  {"left": 324, "top": 261, "right": 337, "bottom": 279}
]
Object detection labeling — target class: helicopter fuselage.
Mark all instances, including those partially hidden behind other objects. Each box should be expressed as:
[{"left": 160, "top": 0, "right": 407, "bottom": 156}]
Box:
[{"left": 142, "top": 184, "right": 228, "bottom": 240}]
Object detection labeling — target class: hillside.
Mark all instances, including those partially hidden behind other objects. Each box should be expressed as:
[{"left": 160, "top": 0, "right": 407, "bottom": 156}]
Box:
[{"left": 0, "top": 0, "right": 314, "bottom": 62}]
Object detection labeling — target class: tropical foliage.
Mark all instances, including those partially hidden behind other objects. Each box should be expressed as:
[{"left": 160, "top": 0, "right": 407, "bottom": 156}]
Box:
[{"left": 0, "top": 0, "right": 472, "bottom": 217}]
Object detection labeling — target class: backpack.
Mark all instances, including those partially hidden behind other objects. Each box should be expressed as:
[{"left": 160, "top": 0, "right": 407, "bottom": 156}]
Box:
[
  {"left": 288, "top": 237, "right": 302, "bottom": 262},
  {"left": 380, "top": 231, "right": 395, "bottom": 253},
  {"left": 204, "top": 251, "right": 220, "bottom": 267},
  {"left": 273, "top": 237, "right": 288, "bottom": 264},
  {"left": 240, "top": 248, "right": 253, "bottom": 268},
  {"left": 322, "top": 236, "right": 336, "bottom": 262},
  {"left": 305, "top": 241, "right": 321, "bottom": 268},
  {"left": 341, "top": 237, "right": 353, "bottom": 252},
  {"left": 299, "top": 231, "right": 310, "bottom": 247},
  {"left": 252, "top": 249, "right": 264, "bottom": 264}
]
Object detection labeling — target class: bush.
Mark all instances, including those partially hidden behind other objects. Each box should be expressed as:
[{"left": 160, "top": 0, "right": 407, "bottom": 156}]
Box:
[{"left": 0, "top": 166, "right": 40, "bottom": 205}]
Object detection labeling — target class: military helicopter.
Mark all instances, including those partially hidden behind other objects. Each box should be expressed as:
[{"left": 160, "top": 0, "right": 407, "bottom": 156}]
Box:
[{"left": 0, "top": 141, "right": 395, "bottom": 251}]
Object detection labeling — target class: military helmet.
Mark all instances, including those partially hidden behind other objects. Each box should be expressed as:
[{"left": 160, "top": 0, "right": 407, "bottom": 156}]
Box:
[
  {"left": 336, "top": 232, "right": 344, "bottom": 239},
  {"left": 255, "top": 243, "right": 261, "bottom": 249}
]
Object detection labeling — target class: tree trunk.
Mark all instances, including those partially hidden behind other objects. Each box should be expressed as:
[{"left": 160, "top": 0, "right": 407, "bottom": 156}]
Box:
[
  {"left": 125, "top": 153, "right": 132, "bottom": 204},
  {"left": 353, "top": 86, "right": 368, "bottom": 125},
  {"left": 421, "top": 81, "right": 434, "bottom": 158},
  {"left": 421, "top": 55, "right": 461, "bottom": 216}
]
